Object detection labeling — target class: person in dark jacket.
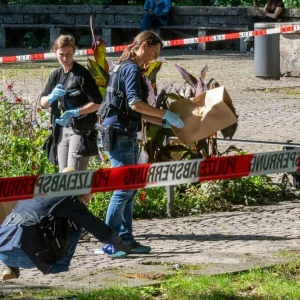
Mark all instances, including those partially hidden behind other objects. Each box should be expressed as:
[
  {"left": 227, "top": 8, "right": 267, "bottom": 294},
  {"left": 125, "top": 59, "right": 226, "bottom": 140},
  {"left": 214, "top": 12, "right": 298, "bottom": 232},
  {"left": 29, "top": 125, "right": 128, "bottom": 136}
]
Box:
[
  {"left": 0, "top": 193, "right": 128, "bottom": 282},
  {"left": 40, "top": 34, "right": 102, "bottom": 171}
]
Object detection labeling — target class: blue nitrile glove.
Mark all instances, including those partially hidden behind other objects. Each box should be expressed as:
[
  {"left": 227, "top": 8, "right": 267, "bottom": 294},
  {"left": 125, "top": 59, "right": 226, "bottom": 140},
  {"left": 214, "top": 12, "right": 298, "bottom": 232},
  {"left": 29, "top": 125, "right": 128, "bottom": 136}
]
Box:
[
  {"left": 47, "top": 84, "right": 66, "bottom": 104},
  {"left": 55, "top": 108, "right": 80, "bottom": 127},
  {"left": 162, "top": 110, "right": 184, "bottom": 128},
  {"left": 162, "top": 119, "right": 172, "bottom": 128}
]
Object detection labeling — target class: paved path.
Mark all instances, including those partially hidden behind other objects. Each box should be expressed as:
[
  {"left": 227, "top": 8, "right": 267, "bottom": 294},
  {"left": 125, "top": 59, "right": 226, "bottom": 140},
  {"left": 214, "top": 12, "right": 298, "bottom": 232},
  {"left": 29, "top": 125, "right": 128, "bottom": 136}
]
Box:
[
  {"left": 1, "top": 201, "right": 300, "bottom": 293},
  {"left": 1, "top": 49, "right": 300, "bottom": 295}
]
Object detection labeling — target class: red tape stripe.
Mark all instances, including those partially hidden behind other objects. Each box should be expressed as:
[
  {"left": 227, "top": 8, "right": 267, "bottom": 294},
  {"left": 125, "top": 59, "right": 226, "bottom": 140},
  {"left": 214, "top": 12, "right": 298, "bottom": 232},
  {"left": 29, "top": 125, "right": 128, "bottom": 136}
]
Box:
[
  {"left": 0, "top": 150, "right": 299, "bottom": 203},
  {"left": 199, "top": 154, "right": 254, "bottom": 182},
  {"left": 29, "top": 53, "right": 45, "bottom": 61},
  {"left": 91, "top": 164, "right": 151, "bottom": 193},
  {"left": 225, "top": 32, "right": 240, "bottom": 40},
  {"left": 2, "top": 56, "right": 17, "bottom": 63},
  {"left": 0, "top": 26, "right": 296, "bottom": 64},
  {"left": 253, "top": 29, "right": 267, "bottom": 36},
  {"left": 0, "top": 175, "right": 38, "bottom": 202}
]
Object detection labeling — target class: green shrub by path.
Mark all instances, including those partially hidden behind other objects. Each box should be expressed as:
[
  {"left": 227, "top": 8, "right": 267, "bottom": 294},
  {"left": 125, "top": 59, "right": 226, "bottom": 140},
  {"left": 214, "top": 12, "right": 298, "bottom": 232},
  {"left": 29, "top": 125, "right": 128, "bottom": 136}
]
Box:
[
  {"left": 0, "top": 83, "right": 57, "bottom": 177},
  {"left": 88, "top": 174, "right": 297, "bottom": 220},
  {"left": 0, "top": 130, "right": 57, "bottom": 177}
]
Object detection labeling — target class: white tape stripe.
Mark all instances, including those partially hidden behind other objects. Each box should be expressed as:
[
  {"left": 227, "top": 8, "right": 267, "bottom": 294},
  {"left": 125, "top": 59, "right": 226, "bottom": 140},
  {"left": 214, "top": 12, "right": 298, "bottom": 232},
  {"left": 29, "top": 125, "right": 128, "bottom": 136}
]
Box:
[
  {"left": 212, "top": 34, "right": 226, "bottom": 41},
  {"left": 250, "top": 150, "right": 300, "bottom": 176},
  {"left": 44, "top": 53, "right": 56, "bottom": 59},
  {"left": 266, "top": 28, "right": 281, "bottom": 35},
  {"left": 0, "top": 149, "right": 299, "bottom": 202},
  {"left": 105, "top": 47, "right": 115, "bottom": 53},
  {"left": 0, "top": 25, "right": 297, "bottom": 64},
  {"left": 184, "top": 38, "right": 199, "bottom": 44},
  {"left": 28, "top": 149, "right": 300, "bottom": 199},
  {"left": 33, "top": 170, "right": 94, "bottom": 198}
]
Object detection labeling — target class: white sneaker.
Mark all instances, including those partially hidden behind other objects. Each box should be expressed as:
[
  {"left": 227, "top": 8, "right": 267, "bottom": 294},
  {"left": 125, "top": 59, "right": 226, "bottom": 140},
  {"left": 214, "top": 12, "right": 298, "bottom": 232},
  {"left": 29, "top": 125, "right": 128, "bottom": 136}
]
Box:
[{"left": 250, "top": 47, "right": 254, "bottom": 54}]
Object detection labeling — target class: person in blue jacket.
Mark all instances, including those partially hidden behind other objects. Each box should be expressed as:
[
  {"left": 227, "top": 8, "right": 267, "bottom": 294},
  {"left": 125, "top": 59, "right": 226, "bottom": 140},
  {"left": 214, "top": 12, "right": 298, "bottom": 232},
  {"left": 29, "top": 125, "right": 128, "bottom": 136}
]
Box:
[
  {"left": 141, "top": 0, "right": 171, "bottom": 31},
  {"left": 98, "top": 30, "right": 184, "bottom": 256}
]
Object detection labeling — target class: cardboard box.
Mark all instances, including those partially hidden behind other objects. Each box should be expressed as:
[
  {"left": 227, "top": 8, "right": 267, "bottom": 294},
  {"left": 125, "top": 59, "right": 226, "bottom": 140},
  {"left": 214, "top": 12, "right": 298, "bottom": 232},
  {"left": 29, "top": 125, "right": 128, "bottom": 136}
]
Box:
[{"left": 169, "top": 86, "right": 238, "bottom": 145}]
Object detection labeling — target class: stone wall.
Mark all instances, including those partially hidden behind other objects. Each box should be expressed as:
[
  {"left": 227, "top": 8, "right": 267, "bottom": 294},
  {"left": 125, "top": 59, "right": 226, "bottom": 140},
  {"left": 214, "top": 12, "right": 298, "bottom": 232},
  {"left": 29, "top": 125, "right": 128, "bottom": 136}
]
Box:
[
  {"left": 0, "top": 5, "right": 299, "bottom": 28},
  {"left": 277, "top": 22, "right": 300, "bottom": 76},
  {"left": 0, "top": 5, "right": 299, "bottom": 52}
]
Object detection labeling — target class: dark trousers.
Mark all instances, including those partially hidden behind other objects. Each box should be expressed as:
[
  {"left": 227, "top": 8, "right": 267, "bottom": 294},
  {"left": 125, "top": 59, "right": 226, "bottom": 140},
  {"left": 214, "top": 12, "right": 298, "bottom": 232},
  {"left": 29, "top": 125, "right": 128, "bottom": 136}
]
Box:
[
  {"left": 248, "top": 15, "right": 277, "bottom": 31},
  {"left": 141, "top": 13, "right": 163, "bottom": 31}
]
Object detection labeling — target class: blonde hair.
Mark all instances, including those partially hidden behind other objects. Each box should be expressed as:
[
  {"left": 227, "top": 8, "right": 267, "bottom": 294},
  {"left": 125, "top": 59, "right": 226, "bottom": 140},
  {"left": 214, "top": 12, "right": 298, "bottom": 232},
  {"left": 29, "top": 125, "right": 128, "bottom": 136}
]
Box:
[
  {"left": 51, "top": 34, "right": 76, "bottom": 53},
  {"left": 118, "top": 30, "right": 163, "bottom": 64}
]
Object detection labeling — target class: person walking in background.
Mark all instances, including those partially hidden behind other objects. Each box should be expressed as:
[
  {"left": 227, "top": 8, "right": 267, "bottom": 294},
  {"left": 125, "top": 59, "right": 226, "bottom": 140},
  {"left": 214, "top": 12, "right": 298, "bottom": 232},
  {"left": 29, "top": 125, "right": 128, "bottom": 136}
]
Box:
[
  {"left": 98, "top": 30, "right": 184, "bottom": 256},
  {"left": 40, "top": 34, "right": 102, "bottom": 172},
  {"left": 141, "top": 0, "right": 171, "bottom": 31},
  {"left": 244, "top": 0, "right": 284, "bottom": 49}
]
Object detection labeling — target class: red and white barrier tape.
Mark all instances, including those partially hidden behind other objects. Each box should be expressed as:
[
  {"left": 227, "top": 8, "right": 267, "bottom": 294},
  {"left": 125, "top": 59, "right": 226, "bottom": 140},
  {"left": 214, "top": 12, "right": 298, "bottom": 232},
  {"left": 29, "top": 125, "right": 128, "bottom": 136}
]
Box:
[
  {"left": 0, "top": 25, "right": 299, "bottom": 64},
  {"left": 0, "top": 149, "right": 299, "bottom": 202}
]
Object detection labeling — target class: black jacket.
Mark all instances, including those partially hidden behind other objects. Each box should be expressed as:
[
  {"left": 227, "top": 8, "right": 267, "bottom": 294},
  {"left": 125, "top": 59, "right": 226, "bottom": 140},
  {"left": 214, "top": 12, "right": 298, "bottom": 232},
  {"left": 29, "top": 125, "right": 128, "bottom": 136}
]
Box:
[{"left": 0, "top": 196, "right": 124, "bottom": 274}]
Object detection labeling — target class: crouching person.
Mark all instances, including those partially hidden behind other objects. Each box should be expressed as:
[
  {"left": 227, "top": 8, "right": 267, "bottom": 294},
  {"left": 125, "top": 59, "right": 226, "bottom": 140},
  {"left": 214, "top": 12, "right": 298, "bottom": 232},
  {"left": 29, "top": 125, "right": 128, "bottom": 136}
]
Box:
[{"left": 0, "top": 193, "right": 129, "bottom": 282}]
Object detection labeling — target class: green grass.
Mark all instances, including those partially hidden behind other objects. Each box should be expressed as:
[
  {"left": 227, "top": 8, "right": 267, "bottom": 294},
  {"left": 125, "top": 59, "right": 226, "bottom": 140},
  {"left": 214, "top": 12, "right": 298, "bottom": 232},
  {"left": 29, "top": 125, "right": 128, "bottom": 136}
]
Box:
[
  {"left": 245, "top": 87, "right": 300, "bottom": 96},
  {"left": 3, "top": 259, "right": 300, "bottom": 300}
]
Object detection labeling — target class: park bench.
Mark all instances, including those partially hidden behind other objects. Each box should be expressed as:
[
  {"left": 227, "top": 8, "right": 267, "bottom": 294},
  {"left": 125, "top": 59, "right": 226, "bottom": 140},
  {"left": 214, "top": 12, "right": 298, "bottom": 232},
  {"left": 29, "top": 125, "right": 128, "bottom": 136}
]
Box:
[
  {"left": 101, "top": 24, "right": 249, "bottom": 52},
  {"left": 0, "top": 24, "right": 103, "bottom": 49},
  {"left": 0, "top": 23, "right": 249, "bottom": 54},
  {"left": 0, "top": 24, "right": 54, "bottom": 48}
]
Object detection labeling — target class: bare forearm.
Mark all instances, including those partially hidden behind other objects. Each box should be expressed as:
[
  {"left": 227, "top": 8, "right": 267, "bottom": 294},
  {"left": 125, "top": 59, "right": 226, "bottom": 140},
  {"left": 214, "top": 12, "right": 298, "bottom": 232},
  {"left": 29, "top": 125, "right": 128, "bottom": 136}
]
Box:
[
  {"left": 266, "top": 7, "right": 283, "bottom": 19},
  {"left": 40, "top": 96, "right": 51, "bottom": 109},
  {"left": 143, "top": 114, "right": 163, "bottom": 125},
  {"left": 78, "top": 103, "right": 100, "bottom": 115},
  {"left": 131, "top": 101, "right": 165, "bottom": 118}
]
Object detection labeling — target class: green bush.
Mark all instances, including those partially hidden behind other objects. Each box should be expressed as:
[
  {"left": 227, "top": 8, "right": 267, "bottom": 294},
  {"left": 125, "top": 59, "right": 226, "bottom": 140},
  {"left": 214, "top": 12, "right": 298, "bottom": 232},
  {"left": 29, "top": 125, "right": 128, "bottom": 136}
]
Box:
[
  {"left": 0, "top": 83, "right": 57, "bottom": 177},
  {"left": 88, "top": 173, "right": 297, "bottom": 220}
]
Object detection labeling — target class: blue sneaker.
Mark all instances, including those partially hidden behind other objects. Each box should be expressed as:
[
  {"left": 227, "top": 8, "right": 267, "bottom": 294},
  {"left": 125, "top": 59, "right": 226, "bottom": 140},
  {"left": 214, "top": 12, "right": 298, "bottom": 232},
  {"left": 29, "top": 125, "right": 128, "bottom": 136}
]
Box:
[
  {"left": 102, "top": 244, "right": 127, "bottom": 259},
  {"left": 129, "top": 242, "right": 151, "bottom": 254}
]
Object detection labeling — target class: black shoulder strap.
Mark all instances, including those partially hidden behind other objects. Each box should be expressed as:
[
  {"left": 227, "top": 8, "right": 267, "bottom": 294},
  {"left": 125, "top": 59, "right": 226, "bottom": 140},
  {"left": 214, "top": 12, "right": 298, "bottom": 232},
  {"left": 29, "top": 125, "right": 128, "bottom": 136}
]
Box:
[{"left": 97, "top": 60, "right": 134, "bottom": 120}]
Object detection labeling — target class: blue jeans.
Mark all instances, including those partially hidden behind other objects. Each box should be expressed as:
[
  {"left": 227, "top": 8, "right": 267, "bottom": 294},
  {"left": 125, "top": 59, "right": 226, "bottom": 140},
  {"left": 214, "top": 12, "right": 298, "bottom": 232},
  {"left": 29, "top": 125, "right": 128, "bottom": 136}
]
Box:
[
  {"left": 105, "top": 134, "right": 139, "bottom": 244},
  {"left": 0, "top": 227, "right": 82, "bottom": 274},
  {"left": 141, "top": 13, "right": 163, "bottom": 31}
]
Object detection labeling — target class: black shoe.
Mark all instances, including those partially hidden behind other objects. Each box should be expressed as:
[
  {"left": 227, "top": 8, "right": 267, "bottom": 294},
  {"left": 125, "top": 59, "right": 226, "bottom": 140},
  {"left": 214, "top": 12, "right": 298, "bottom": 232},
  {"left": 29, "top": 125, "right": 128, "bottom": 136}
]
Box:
[{"left": 129, "top": 242, "right": 151, "bottom": 254}]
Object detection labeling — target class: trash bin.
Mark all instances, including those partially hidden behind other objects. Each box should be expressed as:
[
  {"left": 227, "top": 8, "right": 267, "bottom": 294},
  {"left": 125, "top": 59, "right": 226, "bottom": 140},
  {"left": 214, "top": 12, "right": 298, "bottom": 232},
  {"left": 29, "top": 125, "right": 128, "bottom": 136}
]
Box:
[{"left": 254, "top": 22, "right": 281, "bottom": 80}]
